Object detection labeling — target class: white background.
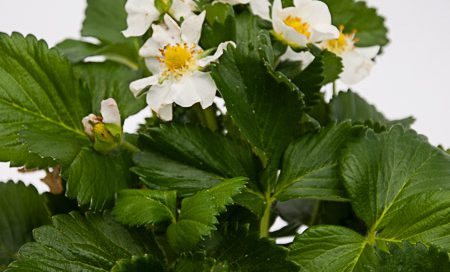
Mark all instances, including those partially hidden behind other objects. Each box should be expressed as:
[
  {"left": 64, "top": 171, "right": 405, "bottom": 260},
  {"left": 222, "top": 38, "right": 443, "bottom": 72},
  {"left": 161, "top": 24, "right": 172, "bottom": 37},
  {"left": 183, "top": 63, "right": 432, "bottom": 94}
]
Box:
[{"left": 1, "top": 0, "right": 450, "bottom": 194}]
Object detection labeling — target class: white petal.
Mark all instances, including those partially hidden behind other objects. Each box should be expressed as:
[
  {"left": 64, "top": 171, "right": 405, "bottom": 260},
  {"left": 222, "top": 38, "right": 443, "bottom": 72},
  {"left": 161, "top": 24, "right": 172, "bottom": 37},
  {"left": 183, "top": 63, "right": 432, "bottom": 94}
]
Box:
[
  {"left": 272, "top": 0, "right": 284, "bottom": 33},
  {"left": 158, "top": 104, "right": 173, "bottom": 121},
  {"left": 295, "top": 1, "right": 332, "bottom": 26},
  {"left": 122, "top": 0, "right": 160, "bottom": 37},
  {"left": 139, "top": 37, "right": 161, "bottom": 57},
  {"left": 163, "top": 14, "right": 182, "bottom": 38},
  {"left": 294, "top": 0, "right": 312, "bottom": 6},
  {"left": 192, "top": 72, "right": 217, "bottom": 109},
  {"left": 217, "top": 0, "right": 251, "bottom": 4},
  {"left": 82, "top": 114, "right": 97, "bottom": 136},
  {"left": 181, "top": 11, "right": 206, "bottom": 44},
  {"left": 170, "top": 0, "right": 194, "bottom": 20},
  {"left": 100, "top": 98, "right": 121, "bottom": 125},
  {"left": 147, "top": 80, "right": 177, "bottom": 111},
  {"left": 197, "top": 41, "right": 236, "bottom": 67},
  {"left": 280, "top": 48, "right": 315, "bottom": 70},
  {"left": 355, "top": 46, "right": 380, "bottom": 59},
  {"left": 249, "top": 0, "right": 271, "bottom": 20},
  {"left": 310, "top": 23, "right": 339, "bottom": 43},
  {"left": 340, "top": 50, "right": 374, "bottom": 85},
  {"left": 130, "top": 75, "right": 160, "bottom": 97},
  {"left": 145, "top": 58, "right": 162, "bottom": 74},
  {"left": 171, "top": 72, "right": 217, "bottom": 108}
]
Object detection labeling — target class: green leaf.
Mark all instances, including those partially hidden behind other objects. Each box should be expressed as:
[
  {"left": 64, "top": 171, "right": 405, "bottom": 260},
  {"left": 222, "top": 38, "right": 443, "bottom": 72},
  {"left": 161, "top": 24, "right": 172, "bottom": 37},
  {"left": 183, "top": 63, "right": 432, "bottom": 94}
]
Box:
[
  {"left": 211, "top": 33, "right": 303, "bottom": 169},
  {"left": 81, "top": 0, "right": 128, "bottom": 44},
  {"left": 289, "top": 226, "right": 376, "bottom": 271},
  {"left": 6, "top": 212, "right": 153, "bottom": 272},
  {"left": 111, "top": 255, "right": 165, "bottom": 272},
  {"left": 330, "top": 90, "right": 415, "bottom": 128},
  {"left": 55, "top": 39, "right": 102, "bottom": 63},
  {"left": 200, "top": 3, "right": 236, "bottom": 49},
  {"left": 0, "top": 33, "right": 91, "bottom": 166},
  {"left": 65, "top": 147, "right": 134, "bottom": 211},
  {"left": 167, "top": 178, "right": 247, "bottom": 252},
  {"left": 321, "top": 0, "right": 389, "bottom": 47},
  {"left": 73, "top": 62, "right": 145, "bottom": 119},
  {"left": 342, "top": 126, "right": 450, "bottom": 249},
  {"left": 133, "top": 124, "right": 258, "bottom": 195},
  {"left": 0, "top": 181, "right": 51, "bottom": 266},
  {"left": 113, "top": 190, "right": 177, "bottom": 226},
  {"left": 275, "top": 122, "right": 358, "bottom": 201}
]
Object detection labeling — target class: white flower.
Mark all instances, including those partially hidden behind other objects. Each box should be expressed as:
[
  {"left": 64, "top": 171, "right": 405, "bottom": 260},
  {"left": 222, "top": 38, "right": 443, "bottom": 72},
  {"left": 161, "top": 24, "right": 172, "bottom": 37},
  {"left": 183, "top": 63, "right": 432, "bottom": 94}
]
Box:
[
  {"left": 130, "top": 13, "right": 234, "bottom": 121},
  {"left": 82, "top": 98, "right": 121, "bottom": 137},
  {"left": 122, "top": 0, "right": 195, "bottom": 37},
  {"left": 272, "top": 0, "right": 339, "bottom": 48},
  {"left": 321, "top": 26, "right": 380, "bottom": 85},
  {"left": 216, "top": 0, "right": 271, "bottom": 20}
]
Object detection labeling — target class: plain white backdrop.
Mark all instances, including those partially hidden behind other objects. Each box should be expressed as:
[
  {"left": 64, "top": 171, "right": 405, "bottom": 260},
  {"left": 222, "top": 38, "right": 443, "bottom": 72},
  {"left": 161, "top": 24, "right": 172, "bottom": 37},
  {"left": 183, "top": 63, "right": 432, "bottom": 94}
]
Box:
[{"left": 1, "top": 0, "right": 450, "bottom": 194}]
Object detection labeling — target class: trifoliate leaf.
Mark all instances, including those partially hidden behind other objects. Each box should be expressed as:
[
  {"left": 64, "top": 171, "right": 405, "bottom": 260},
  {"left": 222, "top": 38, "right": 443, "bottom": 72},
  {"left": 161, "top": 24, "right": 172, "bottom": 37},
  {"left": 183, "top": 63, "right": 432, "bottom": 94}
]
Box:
[
  {"left": 330, "top": 90, "right": 415, "bottom": 128},
  {"left": 167, "top": 178, "right": 247, "bottom": 252},
  {"left": 289, "top": 226, "right": 376, "bottom": 271},
  {"left": 112, "top": 190, "right": 177, "bottom": 227},
  {"left": 342, "top": 126, "right": 450, "bottom": 249},
  {"left": 369, "top": 242, "right": 450, "bottom": 272},
  {"left": 74, "top": 62, "right": 145, "bottom": 119},
  {"left": 6, "top": 212, "right": 152, "bottom": 272},
  {"left": 65, "top": 147, "right": 134, "bottom": 211},
  {"left": 0, "top": 33, "right": 91, "bottom": 167},
  {"left": 133, "top": 124, "right": 258, "bottom": 195},
  {"left": 321, "top": 0, "right": 389, "bottom": 47},
  {"left": 111, "top": 254, "right": 165, "bottom": 272},
  {"left": 275, "top": 122, "right": 359, "bottom": 201},
  {"left": 0, "top": 181, "right": 50, "bottom": 266},
  {"left": 211, "top": 32, "right": 303, "bottom": 170},
  {"left": 81, "top": 0, "right": 128, "bottom": 44}
]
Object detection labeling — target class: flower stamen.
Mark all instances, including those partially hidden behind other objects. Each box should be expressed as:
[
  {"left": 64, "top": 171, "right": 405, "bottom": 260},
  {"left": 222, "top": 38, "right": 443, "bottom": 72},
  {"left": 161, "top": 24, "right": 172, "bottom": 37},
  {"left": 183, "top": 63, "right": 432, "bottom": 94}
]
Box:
[
  {"left": 325, "top": 25, "right": 357, "bottom": 54},
  {"left": 158, "top": 43, "right": 199, "bottom": 78},
  {"left": 283, "top": 16, "right": 311, "bottom": 38}
]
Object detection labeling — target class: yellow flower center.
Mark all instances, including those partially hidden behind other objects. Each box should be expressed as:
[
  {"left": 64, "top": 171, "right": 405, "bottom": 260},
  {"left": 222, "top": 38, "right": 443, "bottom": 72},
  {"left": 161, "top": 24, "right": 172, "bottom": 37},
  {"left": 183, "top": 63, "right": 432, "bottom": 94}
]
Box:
[
  {"left": 158, "top": 43, "right": 200, "bottom": 77},
  {"left": 283, "top": 16, "right": 311, "bottom": 38},
  {"left": 325, "top": 25, "right": 358, "bottom": 54}
]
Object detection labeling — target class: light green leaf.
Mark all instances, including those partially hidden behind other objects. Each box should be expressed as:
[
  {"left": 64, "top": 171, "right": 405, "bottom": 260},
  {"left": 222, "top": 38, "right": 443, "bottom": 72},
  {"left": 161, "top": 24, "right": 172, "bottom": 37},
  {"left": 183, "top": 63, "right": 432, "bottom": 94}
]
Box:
[
  {"left": 81, "top": 0, "right": 128, "bottom": 44},
  {"left": 133, "top": 124, "right": 258, "bottom": 195},
  {"left": 321, "top": 0, "right": 389, "bottom": 47},
  {"left": 111, "top": 254, "right": 165, "bottom": 272},
  {"left": 275, "top": 122, "right": 357, "bottom": 201},
  {"left": 330, "top": 90, "right": 414, "bottom": 128},
  {"left": 341, "top": 126, "right": 450, "bottom": 241},
  {"left": 211, "top": 33, "right": 303, "bottom": 168},
  {"left": 0, "top": 182, "right": 50, "bottom": 266},
  {"left": 65, "top": 147, "right": 134, "bottom": 211},
  {"left": 167, "top": 178, "right": 247, "bottom": 252},
  {"left": 289, "top": 226, "right": 376, "bottom": 272},
  {"left": 6, "top": 212, "right": 153, "bottom": 272},
  {"left": 73, "top": 62, "right": 145, "bottom": 119},
  {"left": 0, "top": 33, "right": 91, "bottom": 166},
  {"left": 113, "top": 190, "right": 177, "bottom": 226}
]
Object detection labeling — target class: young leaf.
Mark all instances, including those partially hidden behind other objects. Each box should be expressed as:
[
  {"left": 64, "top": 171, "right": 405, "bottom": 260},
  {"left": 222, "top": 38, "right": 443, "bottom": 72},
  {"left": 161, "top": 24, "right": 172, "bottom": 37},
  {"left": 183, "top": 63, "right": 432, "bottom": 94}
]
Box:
[
  {"left": 81, "top": 0, "right": 128, "bottom": 44},
  {"left": 330, "top": 90, "right": 414, "bottom": 128},
  {"left": 289, "top": 226, "right": 376, "bottom": 271},
  {"left": 65, "top": 147, "right": 134, "bottom": 211},
  {"left": 0, "top": 33, "right": 91, "bottom": 166},
  {"left": 6, "top": 212, "right": 154, "bottom": 272},
  {"left": 112, "top": 190, "right": 177, "bottom": 227},
  {"left": 167, "top": 178, "right": 247, "bottom": 252},
  {"left": 133, "top": 124, "right": 258, "bottom": 195},
  {"left": 211, "top": 33, "right": 303, "bottom": 167},
  {"left": 275, "top": 121, "right": 358, "bottom": 201},
  {"left": 73, "top": 62, "right": 146, "bottom": 119},
  {"left": 0, "top": 182, "right": 50, "bottom": 266}
]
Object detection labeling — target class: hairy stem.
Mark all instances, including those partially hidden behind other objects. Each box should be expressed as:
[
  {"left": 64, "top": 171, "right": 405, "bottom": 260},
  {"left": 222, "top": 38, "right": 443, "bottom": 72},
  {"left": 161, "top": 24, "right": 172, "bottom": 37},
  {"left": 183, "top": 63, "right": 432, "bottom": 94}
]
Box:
[
  {"left": 260, "top": 194, "right": 274, "bottom": 238},
  {"left": 120, "top": 140, "right": 139, "bottom": 153}
]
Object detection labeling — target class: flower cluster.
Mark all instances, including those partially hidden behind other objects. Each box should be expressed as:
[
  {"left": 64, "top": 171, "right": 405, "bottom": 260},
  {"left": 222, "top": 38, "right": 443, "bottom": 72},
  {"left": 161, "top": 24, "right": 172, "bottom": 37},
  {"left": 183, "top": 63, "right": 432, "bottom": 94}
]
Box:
[{"left": 124, "top": 0, "right": 380, "bottom": 121}]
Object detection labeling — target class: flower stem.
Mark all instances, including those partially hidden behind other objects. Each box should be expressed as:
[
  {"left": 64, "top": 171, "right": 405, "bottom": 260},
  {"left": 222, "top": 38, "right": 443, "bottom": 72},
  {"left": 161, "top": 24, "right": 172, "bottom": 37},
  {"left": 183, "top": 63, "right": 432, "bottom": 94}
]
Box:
[
  {"left": 332, "top": 81, "right": 337, "bottom": 97},
  {"left": 203, "top": 107, "right": 218, "bottom": 132},
  {"left": 121, "top": 140, "right": 139, "bottom": 153},
  {"left": 260, "top": 194, "right": 274, "bottom": 238}
]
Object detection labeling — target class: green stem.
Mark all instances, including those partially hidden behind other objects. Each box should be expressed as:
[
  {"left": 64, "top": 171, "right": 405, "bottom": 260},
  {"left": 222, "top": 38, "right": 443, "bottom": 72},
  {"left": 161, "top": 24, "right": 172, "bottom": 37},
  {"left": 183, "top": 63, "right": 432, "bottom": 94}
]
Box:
[
  {"left": 308, "top": 200, "right": 321, "bottom": 226},
  {"left": 260, "top": 194, "right": 274, "bottom": 238},
  {"left": 332, "top": 81, "right": 337, "bottom": 97},
  {"left": 121, "top": 140, "right": 139, "bottom": 153},
  {"left": 203, "top": 107, "right": 218, "bottom": 132}
]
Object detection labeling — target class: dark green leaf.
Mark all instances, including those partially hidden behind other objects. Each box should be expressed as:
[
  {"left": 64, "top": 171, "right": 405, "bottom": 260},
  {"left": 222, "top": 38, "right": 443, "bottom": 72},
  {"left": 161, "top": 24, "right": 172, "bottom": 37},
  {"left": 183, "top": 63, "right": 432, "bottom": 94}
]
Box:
[
  {"left": 111, "top": 254, "right": 165, "bottom": 272},
  {"left": 55, "top": 39, "right": 101, "bottom": 63},
  {"left": 6, "top": 212, "right": 152, "bottom": 272},
  {"left": 200, "top": 3, "right": 236, "bottom": 49},
  {"left": 81, "top": 0, "right": 128, "bottom": 43},
  {"left": 275, "top": 122, "right": 358, "bottom": 201},
  {"left": 0, "top": 182, "right": 50, "bottom": 266},
  {"left": 74, "top": 62, "right": 145, "bottom": 119},
  {"left": 330, "top": 90, "right": 414, "bottom": 128},
  {"left": 64, "top": 147, "right": 134, "bottom": 211},
  {"left": 0, "top": 33, "right": 91, "bottom": 166}
]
